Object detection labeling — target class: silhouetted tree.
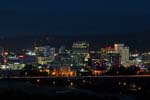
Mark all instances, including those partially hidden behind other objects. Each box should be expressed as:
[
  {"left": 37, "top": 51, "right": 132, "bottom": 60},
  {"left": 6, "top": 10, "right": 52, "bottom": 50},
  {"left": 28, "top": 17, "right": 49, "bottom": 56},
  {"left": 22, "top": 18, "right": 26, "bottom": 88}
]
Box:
[{"left": 127, "top": 65, "right": 140, "bottom": 75}]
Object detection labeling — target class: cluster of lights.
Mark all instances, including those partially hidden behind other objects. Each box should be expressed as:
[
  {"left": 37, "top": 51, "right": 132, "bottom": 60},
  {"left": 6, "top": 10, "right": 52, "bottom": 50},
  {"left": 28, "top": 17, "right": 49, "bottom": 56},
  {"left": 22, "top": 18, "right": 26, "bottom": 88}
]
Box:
[{"left": 118, "top": 81, "right": 142, "bottom": 91}]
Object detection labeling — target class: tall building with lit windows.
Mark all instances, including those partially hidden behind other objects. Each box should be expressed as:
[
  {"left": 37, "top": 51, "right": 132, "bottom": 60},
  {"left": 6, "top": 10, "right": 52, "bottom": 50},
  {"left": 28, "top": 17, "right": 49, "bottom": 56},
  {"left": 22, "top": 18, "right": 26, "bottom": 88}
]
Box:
[
  {"left": 114, "top": 44, "right": 129, "bottom": 67},
  {"left": 72, "top": 41, "right": 90, "bottom": 67},
  {"left": 114, "top": 44, "right": 124, "bottom": 53},
  {"left": 34, "top": 46, "right": 55, "bottom": 64},
  {"left": 100, "top": 46, "right": 121, "bottom": 68},
  {"left": 101, "top": 46, "right": 115, "bottom": 59},
  {"left": 72, "top": 41, "right": 89, "bottom": 54},
  {"left": 59, "top": 46, "right": 66, "bottom": 54}
]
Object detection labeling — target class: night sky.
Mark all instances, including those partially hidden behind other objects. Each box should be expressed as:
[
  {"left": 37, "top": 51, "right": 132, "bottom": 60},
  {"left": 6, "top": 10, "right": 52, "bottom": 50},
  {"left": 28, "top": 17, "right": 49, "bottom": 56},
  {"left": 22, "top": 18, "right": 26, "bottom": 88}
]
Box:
[{"left": 0, "top": 0, "right": 150, "bottom": 36}]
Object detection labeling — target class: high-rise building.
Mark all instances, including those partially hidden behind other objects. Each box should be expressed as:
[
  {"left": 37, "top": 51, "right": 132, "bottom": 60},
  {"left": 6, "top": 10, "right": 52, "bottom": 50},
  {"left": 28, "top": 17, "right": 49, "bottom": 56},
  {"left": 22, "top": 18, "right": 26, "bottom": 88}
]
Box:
[
  {"left": 122, "top": 47, "right": 129, "bottom": 65},
  {"left": 72, "top": 41, "right": 89, "bottom": 54},
  {"left": 114, "top": 44, "right": 129, "bottom": 67},
  {"left": 34, "top": 46, "right": 55, "bottom": 64},
  {"left": 49, "top": 47, "right": 55, "bottom": 62},
  {"left": 59, "top": 46, "right": 66, "bottom": 54},
  {"left": 101, "top": 46, "right": 115, "bottom": 59},
  {"left": 142, "top": 52, "right": 150, "bottom": 66},
  {"left": 71, "top": 41, "right": 90, "bottom": 68},
  {"left": 114, "top": 44, "right": 124, "bottom": 53},
  {"left": 104, "top": 53, "right": 121, "bottom": 68},
  {"left": 130, "top": 53, "right": 142, "bottom": 66}
]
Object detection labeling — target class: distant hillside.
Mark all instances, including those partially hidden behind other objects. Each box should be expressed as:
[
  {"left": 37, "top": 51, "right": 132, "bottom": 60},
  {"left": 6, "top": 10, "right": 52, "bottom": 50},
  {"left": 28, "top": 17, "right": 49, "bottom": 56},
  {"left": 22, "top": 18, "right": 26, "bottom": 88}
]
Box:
[{"left": 0, "top": 33, "right": 149, "bottom": 52}]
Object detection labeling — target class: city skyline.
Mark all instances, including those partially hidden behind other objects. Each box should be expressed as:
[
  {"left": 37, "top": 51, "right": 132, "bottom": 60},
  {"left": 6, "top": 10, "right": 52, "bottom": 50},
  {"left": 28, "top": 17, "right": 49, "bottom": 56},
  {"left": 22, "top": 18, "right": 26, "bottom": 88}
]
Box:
[
  {"left": 0, "top": 33, "right": 149, "bottom": 52},
  {"left": 0, "top": 1, "right": 150, "bottom": 99}
]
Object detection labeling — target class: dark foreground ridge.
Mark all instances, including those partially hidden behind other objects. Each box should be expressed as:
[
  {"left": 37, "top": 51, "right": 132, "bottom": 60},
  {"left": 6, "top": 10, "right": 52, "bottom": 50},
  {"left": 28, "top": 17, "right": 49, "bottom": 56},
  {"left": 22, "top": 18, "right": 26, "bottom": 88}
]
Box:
[{"left": 0, "top": 80, "right": 114, "bottom": 100}]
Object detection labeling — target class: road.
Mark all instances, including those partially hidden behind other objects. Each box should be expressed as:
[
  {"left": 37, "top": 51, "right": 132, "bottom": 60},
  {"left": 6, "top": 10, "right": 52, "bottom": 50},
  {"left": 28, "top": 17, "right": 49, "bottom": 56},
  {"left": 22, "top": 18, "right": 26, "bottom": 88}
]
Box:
[{"left": 1, "top": 75, "right": 150, "bottom": 79}]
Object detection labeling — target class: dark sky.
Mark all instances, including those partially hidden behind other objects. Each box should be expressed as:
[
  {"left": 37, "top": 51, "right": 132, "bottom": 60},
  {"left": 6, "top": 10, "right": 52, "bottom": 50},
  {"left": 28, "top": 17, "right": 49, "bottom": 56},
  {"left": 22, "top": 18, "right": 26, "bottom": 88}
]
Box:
[{"left": 0, "top": 0, "right": 150, "bottom": 36}]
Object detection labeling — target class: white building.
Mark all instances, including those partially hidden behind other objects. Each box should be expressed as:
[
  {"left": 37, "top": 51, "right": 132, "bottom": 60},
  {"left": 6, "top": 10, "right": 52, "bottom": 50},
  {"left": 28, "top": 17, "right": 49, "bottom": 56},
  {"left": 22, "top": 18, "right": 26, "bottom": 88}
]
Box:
[{"left": 114, "top": 44, "right": 129, "bottom": 67}]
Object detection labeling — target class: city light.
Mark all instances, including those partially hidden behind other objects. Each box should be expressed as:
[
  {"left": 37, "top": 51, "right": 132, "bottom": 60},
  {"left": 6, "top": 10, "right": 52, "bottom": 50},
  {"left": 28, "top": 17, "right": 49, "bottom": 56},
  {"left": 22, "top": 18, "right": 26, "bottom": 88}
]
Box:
[
  {"left": 70, "top": 82, "right": 74, "bottom": 87},
  {"left": 53, "top": 81, "right": 56, "bottom": 85},
  {"left": 0, "top": 1, "right": 150, "bottom": 98},
  {"left": 19, "top": 55, "right": 24, "bottom": 58},
  {"left": 123, "top": 82, "right": 127, "bottom": 86},
  {"left": 37, "top": 79, "right": 40, "bottom": 83}
]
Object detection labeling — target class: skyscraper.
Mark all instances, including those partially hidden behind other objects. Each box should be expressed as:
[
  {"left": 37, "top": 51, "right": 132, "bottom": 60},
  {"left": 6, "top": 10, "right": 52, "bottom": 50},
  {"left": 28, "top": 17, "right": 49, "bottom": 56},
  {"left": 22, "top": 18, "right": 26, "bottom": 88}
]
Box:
[
  {"left": 114, "top": 44, "right": 129, "bottom": 67},
  {"left": 34, "top": 46, "right": 55, "bottom": 64},
  {"left": 72, "top": 41, "right": 89, "bottom": 54},
  {"left": 59, "top": 46, "right": 66, "bottom": 54},
  {"left": 72, "top": 41, "right": 90, "bottom": 67}
]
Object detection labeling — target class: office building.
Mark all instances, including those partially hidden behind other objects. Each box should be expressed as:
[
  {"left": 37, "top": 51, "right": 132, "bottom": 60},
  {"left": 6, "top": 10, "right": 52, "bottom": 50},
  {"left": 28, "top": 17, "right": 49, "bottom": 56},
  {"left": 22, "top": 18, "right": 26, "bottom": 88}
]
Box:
[
  {"left": 72, "top": 41, "right": 89, "bottom": 54},
  {"left": 114, "top": 44, "right": 129, "bottom": 67},
  {"left": 34, "top": 46, "right": 55, "bottom": 64}
]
